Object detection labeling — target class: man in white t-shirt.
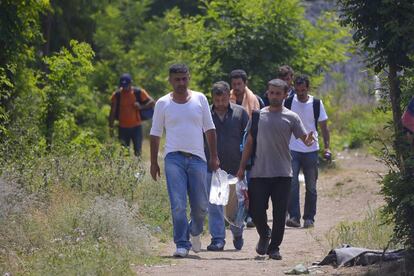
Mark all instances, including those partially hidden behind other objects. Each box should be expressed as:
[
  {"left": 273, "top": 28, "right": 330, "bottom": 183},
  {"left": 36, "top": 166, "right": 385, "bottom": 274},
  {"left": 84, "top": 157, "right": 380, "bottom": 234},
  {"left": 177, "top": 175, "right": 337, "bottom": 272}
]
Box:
[
  {"left": 150, "top": 64, "right": 219, "bottom": 258},
  {"left": 285, "top": 75, "right": 331, "bottom": 229}
]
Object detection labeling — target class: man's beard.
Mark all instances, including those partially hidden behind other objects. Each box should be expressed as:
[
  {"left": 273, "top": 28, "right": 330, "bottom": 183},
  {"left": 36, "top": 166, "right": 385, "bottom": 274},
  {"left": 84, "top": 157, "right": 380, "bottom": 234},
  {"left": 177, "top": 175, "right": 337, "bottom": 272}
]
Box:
[{"left": 269, "top": 98, "right": 283, "bottom": 107}]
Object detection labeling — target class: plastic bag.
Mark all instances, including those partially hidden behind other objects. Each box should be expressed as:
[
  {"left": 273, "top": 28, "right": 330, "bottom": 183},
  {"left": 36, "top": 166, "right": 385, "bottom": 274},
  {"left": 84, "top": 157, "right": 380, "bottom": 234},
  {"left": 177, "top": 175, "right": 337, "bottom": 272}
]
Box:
[
  {"left": 209, "top": 169, "right": 238, "bottom": 205},
  {"left": 224, "top": 177, "right": 249, "bottom": 227}
]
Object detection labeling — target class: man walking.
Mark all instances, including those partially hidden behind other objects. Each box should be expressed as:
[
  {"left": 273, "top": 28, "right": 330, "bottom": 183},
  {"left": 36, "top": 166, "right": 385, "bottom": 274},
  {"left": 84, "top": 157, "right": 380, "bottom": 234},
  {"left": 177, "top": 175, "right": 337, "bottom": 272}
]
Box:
[
  {"left": 206, "top": 81, "right": 249, "bottom": 251},
  {"left": 285, "top": 75, "right": 331, "bottom": 228},
  {"left": 262, "top": 65, "right": 295, "bottom": 106},
  {"left": 229, "top": 69, "right": 261, "bottom": 117},
  {"left": 150, "top": 64, "right": 219, "bottom": 258},
  {"left": 237, "top": 79, "right": 315, "bottom": 260},
  {"left": 229, "top": 69, "right": 261, "bottom": 227},
  {"left": 109, "top": 73, "right": 155, "bottom": 156}
]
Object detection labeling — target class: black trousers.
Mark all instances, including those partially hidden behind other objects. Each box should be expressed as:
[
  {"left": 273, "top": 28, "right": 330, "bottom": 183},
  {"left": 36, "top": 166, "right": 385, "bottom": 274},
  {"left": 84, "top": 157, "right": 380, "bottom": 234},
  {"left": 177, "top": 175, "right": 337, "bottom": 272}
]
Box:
[{"left": 248, "top": 177, "right": 292, "bottom": 252}]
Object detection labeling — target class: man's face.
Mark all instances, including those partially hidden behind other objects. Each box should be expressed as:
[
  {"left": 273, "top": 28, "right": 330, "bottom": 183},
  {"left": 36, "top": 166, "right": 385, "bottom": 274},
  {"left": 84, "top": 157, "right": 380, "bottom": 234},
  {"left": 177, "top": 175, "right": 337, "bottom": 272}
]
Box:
[
  {"left": 281, "top": 73, "right": 293, "bottom": 88},
  {"left": 169, "top": 72, "right": 190, "bottom": 94},
  {"left": 295, "top": 83, "right": 309, "bottom": 101},
  {"left": 231, "top": 78, "right": 246, "bottom": 96},
  {"left": 213, "top": 93, "right": 230, "bottom": 112},
  {"left": 267, "top": 85, "right": 287, "bottom": 107}
]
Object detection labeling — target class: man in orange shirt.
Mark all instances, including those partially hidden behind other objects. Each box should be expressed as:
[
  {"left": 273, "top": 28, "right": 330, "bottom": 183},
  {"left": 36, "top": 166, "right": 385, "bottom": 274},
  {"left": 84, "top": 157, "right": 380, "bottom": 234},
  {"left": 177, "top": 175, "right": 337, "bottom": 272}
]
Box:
[{"left": 109, "top": 73, "right": 155, "bottom": 156}]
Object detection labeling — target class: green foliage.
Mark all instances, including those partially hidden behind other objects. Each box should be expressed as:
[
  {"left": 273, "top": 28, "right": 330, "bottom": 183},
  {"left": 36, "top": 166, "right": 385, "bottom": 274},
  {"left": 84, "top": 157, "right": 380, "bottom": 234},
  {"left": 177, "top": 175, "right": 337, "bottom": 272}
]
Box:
[
  {"left": 0, "top": 0, "right": 48, "bottom": 138},
  {"left": 381, "top": 172, "right": 414, "bottom": 249},
  {"left": 164, "top": 0, "right": 350, "bottom": 93},
  {"left": 42, "top": 40, "right": 97, "bottom": 146},
  {"left": 338, "top": 0, "right": 414, "bottom": 72}
]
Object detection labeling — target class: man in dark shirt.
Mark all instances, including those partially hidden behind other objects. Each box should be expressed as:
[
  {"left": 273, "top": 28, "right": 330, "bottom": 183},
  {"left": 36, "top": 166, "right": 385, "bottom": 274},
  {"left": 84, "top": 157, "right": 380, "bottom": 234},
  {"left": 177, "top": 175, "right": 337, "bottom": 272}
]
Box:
[{"left": 206, "top": 81, "right": 249, "bottom": 251}]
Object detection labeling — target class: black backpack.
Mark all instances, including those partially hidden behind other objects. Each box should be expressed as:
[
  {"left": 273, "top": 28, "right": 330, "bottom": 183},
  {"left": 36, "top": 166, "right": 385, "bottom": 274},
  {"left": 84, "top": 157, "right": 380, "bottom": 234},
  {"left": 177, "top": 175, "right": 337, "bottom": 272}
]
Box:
[
  {"left": 240, "top": 110, "right": 260, "bottom": 170},
  {"left": 284, "top": 96, "right": 320, "bottom": 131},
  {"left": 114, "top": 87, "right": 153, "bottom": 121}
]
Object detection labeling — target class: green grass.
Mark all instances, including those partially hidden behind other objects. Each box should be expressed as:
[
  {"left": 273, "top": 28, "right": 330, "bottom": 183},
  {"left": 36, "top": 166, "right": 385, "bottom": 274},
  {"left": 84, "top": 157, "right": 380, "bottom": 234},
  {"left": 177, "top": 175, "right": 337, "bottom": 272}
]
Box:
[{"left": 325, "top": 207, "right": 398, "bottom": 250}]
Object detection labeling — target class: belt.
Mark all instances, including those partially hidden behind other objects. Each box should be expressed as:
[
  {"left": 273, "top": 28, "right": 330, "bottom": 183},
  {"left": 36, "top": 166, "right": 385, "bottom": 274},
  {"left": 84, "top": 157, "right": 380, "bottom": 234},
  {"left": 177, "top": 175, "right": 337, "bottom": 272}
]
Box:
[{"left": 178, "top": 151, "right": 193, "bottom": 157}]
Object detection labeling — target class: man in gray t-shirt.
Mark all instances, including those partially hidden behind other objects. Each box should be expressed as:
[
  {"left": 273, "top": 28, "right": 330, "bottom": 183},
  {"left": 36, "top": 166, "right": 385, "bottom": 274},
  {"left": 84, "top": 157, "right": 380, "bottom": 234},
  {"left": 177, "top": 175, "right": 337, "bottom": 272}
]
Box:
[{"left": 237, "top": 79, "right": 315, "bottom": 260}]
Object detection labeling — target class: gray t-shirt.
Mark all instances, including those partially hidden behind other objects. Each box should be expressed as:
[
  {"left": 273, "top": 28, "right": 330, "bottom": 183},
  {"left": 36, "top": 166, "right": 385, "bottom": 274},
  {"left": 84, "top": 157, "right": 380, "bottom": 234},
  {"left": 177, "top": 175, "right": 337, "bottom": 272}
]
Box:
[{"left": 250, "top": 107, "right": 307, "bottom": 178}]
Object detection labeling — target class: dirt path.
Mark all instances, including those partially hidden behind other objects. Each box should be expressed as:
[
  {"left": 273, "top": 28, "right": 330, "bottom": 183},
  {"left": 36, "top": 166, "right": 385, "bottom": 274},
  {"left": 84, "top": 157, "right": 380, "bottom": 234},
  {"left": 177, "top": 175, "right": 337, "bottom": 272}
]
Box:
[{"left": 136, "top": 150, "right": 387, "bottom": 275}]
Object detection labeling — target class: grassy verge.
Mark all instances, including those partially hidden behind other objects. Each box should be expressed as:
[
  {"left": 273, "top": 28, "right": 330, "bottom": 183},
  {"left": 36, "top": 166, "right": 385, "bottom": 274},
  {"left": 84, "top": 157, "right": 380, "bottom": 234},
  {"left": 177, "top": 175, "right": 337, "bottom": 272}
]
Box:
[
  {"left": 0, "top": 140, "right": 171, "bottom": 274},
  {"left": 325, "top": 207, "right": 398, "bottom": 250}
]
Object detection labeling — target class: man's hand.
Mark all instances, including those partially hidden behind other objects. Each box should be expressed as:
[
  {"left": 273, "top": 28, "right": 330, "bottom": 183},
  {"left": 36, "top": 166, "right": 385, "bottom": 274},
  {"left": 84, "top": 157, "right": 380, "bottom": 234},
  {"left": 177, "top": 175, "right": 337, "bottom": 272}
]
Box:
[
  {"left": 323, "top": 148, "right": 332, "bottom": 162},
  {"left": 134, "top": 102, "right": 142, "bottom": 110},
  {"left": 150, "top": 162, "right": 161, "bottom": 181},
  {"left": 209, "top": 155, "right": 220, "bottom": 171},
  {"left": 236, "top": 168, "right": 245, "bottom": 181},
  {"left": 303, "top": 131, "right": 315, "bottom": 146}
]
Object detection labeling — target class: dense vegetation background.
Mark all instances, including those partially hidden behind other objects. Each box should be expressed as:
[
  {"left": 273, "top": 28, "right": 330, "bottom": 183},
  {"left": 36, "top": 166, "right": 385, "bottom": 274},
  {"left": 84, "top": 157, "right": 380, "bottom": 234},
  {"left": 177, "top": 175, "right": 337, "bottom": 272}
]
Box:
[{"left": 1, "top": 0, "right": 413, "bottom": 274}]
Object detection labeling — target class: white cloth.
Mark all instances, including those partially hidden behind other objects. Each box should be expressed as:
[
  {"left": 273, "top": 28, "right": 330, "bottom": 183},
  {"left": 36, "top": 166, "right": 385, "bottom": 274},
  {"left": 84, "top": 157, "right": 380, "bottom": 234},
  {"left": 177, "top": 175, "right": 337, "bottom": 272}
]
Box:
[
  {"left": 150, "top": 91, "right": 215, "bottom": 161},
  {"left": 289, "top": 94, "right": 328, "bottom": 153}
]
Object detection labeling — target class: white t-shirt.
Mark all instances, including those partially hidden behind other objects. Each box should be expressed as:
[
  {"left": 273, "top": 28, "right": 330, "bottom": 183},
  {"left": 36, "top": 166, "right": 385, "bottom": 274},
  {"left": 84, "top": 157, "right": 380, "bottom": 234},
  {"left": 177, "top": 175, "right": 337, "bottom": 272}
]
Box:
[
  {"left": 289, "top": 95, "right": 328, "bottom": 153},
  {"left": 150, "top": 91, "right": 215, "bottom": 161}
]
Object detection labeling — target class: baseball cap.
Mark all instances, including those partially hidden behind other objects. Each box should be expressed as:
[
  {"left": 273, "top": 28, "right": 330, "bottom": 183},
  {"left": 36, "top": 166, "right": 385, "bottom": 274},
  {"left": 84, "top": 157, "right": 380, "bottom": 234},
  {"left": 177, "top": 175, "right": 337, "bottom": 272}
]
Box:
[{"left": 119, "top": 73, "right": 132, "bottom": 88}]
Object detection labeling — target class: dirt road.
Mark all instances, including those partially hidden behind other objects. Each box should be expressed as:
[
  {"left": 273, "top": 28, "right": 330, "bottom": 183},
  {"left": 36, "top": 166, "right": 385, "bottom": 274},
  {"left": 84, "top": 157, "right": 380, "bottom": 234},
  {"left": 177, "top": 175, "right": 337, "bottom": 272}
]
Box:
[{"left": 137, "top": 150, "right": 387, "bottom": 275}]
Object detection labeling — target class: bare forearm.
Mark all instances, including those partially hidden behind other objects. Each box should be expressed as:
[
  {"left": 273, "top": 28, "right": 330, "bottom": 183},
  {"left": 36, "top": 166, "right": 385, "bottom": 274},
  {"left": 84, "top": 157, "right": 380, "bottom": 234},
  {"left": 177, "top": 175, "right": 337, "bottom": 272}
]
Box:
[
  {"left": 239, "top": 135, "right": 253, "bottom": 171},
  {"left": 205, "top": 129, "right": 218, "bottom": 158},
  {"left": 150, "top": 135, "right": 160, "bottom": 164},
  {"left": 320, "top": 121, "right": 330, "bottom": 149}
]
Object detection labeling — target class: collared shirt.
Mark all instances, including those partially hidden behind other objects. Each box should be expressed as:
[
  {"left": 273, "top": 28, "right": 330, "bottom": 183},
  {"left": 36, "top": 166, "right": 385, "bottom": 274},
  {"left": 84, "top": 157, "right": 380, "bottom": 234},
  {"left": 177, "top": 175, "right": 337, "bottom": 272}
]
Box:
[{"left": 205, "top": 103, "right": 249, "bottom": 174}]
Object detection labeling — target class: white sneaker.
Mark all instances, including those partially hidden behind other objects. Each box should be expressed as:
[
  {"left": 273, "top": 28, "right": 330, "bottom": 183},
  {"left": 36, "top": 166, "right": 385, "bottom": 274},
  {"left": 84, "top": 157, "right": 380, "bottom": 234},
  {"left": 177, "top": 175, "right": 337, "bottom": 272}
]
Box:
[
  {"left": 190, "top": 234, "right": 201, "bottom": 253},
  {"left": 173, "top": 248, "right": 189, "bottom": 257}
]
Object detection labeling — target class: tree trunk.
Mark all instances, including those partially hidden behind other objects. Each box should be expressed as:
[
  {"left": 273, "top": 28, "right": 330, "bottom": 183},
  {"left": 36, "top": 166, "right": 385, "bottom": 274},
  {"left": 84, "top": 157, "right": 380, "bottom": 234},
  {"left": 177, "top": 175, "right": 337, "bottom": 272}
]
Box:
[{"left": 388, "top": 63, "right": 409, "bottom": 173}]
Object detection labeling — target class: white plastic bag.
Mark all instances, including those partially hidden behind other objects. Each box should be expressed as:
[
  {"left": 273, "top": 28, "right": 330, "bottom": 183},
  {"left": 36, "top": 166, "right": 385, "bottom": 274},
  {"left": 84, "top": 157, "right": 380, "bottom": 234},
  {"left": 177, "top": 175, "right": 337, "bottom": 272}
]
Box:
[
  {"left": 224, "top": 177, "right": 249, "bottom": 227},
  {"left": 209, "top": 169, "right": 238, "bottom": 205}
]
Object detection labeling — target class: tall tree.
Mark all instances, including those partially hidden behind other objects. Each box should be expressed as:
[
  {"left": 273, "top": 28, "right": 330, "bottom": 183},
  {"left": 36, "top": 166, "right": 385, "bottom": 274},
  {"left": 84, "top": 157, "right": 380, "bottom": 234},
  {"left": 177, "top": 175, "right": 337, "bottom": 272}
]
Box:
[{"left": 338, "top": 0, "right": 414, "bottom": 248}]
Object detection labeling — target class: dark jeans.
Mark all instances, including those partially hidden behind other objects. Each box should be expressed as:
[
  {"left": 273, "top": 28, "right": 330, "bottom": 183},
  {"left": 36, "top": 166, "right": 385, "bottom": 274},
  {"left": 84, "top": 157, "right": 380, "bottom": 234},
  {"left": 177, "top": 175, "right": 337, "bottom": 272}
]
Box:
[
  {"left": 288, "top": 150, "right": 318, "bottom": 222},
  {"left": 118, "top": 125, "right": 143, "bottom": 156},
  {"left": 249, "top": 177, "right": 291, "bottom": 252}
]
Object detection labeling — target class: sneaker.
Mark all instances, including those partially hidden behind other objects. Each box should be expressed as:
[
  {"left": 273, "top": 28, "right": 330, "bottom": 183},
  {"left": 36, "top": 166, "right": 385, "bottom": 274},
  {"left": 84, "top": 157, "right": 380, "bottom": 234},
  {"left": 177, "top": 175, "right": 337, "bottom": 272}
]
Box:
[
  {"left": 190, "top": 234, "right": 201, "bottom": 253},
  {"left": 255, "top": 236, "right": 270, "bottom": 255},
  {"left": 233, "top": 236, "right": 244, "bottom": 250},
  {"left": 173, "top": 248, "right": 189, "bottom": 257},
  {"left": 207, "top": 241, "right": 225, "bottom": 251},
  {"left": 245, "top": 216, "right": 255, "bottom": 228},
  {"left": 268, "top": 249, "right": 282, "bottom": 260},
  {"left": 286, "top": 218, "right": 301, "bottom": 228},
  {"left": 303, "top": 219, "right": 314, "bottom": 228}
]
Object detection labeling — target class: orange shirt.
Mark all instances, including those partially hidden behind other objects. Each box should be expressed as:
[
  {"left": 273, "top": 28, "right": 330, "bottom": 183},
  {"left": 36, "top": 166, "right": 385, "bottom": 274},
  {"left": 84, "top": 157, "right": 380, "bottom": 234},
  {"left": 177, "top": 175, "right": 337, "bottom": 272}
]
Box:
[{"left": 111, "top": 88, "right": 150, "bottom": 128}]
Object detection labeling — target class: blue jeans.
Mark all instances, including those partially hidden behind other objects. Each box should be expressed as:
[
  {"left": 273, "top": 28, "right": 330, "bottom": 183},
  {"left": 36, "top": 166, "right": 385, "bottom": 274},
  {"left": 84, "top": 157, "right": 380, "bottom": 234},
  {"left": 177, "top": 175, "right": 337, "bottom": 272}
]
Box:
[
  {"left": 118, "top": 125, "right": 142, "bottom": 156},
  {"left": 206, "top": 173, "right": 243, "bottom": 244},
  {"left": 164, "top": 152, "right": 208, "bottom": 250},
  {"left": 288, "top": 150, "right": 319, "bottom": 222}
]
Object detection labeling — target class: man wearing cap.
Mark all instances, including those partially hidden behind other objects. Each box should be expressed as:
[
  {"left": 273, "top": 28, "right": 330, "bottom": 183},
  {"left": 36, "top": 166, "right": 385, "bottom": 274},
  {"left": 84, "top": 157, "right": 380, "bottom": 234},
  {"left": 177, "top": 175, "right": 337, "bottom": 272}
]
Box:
[{"left": 109, "top": 73, "right": 155, "bottom": 156}]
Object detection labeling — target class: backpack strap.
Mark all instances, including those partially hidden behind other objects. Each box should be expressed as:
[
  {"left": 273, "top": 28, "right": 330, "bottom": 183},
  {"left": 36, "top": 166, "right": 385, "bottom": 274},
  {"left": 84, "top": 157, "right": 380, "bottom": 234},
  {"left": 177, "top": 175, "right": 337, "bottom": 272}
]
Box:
[
  {"left": 115, "top": 90, "right": 121, "bottom": 120},
  {"left": 284, "top": 95, "right": 294, "bottom": 109},
  {"left": 313, "top": 98, "right": 320, "bottom": 131},
  {"left": 250, "top": 110, "right": 260, "bottom": 163}
]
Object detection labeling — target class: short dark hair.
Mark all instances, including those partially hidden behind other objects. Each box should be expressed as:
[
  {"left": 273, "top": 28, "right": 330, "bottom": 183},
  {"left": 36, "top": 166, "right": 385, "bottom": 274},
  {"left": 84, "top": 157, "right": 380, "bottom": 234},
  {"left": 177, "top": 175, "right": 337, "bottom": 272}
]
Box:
[
  {"left": 169, "top": 64, "right": 189, "bottom": 75},
  {"left": 212, "top": 81, "right": 230, "bottom": 96},
  {"left": 229, "top": 69, "right": 247, "bottom": 82},
  {"left": 268, "top": 78, "right": 288, "bottom": 93},
  {"left": 294, "top": 74, "right": 310, "bottom": 88},
  {"left": 277, "top": 65, "right": 294, "bottom": 79}
]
